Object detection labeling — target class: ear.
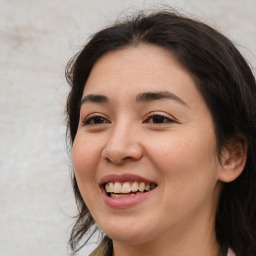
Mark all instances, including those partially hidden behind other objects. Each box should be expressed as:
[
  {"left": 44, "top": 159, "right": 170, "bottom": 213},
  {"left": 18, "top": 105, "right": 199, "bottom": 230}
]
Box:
[{"left": 218, "top": 134, "right": 248, "bottom": 183}]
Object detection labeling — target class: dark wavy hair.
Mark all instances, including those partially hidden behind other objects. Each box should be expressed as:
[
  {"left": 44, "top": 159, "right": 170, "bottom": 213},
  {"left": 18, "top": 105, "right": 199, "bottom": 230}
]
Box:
[{"left": 65, "top": 10, "right": 256, "bottom": 256}]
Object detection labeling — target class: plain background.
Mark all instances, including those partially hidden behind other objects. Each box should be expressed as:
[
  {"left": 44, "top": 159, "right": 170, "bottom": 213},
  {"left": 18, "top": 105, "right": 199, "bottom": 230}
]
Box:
[{"left": 0, "top": 0, "right": 255, "bottom": 255}]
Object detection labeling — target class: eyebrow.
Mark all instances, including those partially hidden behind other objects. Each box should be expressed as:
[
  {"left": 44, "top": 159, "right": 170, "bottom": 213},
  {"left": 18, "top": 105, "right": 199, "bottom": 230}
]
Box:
[
  {"left": 81, "top": 94, "right": 109, "bottom": 105},
  {"left": 80, "top": 91, "right": 188, "bottom": 107},
  {"left": 136, "top": 91, "right": 188, "bottom": 107}
]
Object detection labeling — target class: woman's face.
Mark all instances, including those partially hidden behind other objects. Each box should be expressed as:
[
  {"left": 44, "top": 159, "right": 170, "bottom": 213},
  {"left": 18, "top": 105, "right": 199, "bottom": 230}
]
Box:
[{"left": 72, "top": 45, "right": 223, "bottom": 246}]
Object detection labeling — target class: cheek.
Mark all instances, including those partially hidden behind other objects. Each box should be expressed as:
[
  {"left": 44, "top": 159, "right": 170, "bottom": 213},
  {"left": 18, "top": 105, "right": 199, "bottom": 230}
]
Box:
[
  {"left": 146, "top": 132, "right": 219, "bottom": 189},
  {"left": 72, "top": 135, "right": 101, "bottom": 193},
  {"left": 147, "top": 134, "right": 220, "bottom": 221}
]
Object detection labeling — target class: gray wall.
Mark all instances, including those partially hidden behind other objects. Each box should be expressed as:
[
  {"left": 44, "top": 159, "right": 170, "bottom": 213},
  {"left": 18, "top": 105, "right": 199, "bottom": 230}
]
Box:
[{"left": 1, "top": 0, "right": 255, "bottom": 255}]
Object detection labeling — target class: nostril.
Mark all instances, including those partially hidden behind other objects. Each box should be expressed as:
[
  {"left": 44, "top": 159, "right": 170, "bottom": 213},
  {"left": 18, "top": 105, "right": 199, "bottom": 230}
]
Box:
[
  {"left": 101, "top": 135, "right": 143, "bottom": 164},
  {"left": 102, "top": 149, "right": 140, "bottom": 164}
]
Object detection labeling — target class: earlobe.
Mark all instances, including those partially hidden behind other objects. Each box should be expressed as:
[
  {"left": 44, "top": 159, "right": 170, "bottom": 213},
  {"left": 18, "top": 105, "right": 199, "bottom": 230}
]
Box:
[{"left": 218, "top": 134, "right": 248, "bottom": 183}]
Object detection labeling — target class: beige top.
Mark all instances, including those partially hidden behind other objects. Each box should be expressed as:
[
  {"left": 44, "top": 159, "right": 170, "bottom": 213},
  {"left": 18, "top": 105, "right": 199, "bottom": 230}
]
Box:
[{"left": 227, "top": 248, "right": 236, "bottom": 256}]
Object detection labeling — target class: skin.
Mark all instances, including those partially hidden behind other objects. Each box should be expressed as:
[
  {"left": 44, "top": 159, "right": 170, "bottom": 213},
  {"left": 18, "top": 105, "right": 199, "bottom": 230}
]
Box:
[{"left": 72, "top": 45, "right": 227, "bottom": 256}]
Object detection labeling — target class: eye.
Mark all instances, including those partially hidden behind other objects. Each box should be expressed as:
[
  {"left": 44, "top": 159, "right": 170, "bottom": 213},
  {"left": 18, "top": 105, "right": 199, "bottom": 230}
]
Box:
[
  {"left": 82, "top": 115, "right": 110, "bottom": 126},
  {"left": 144, "top": 114, "right": 174, "bottom": 124}
]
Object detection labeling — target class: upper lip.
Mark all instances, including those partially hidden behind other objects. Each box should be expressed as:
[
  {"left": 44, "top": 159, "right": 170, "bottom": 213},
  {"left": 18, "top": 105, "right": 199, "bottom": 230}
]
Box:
[{"left": 99, "top": 174, "right": 157, "bottom": 186}]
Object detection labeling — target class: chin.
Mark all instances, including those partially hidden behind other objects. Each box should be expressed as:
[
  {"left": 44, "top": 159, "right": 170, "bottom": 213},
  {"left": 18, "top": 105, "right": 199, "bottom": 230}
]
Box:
[{"left": 100, "top": 221, "right": 153, "bottom": 245}]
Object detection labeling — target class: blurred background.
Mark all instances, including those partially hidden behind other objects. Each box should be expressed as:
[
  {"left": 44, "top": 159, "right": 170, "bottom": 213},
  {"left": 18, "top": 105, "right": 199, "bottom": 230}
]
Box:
[{"left": 0, "top": 0, "right": 255, "bottom": 255}]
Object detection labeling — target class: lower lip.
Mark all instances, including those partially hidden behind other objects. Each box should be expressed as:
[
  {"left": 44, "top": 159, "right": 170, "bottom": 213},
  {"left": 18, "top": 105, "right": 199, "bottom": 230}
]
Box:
[{"left": 102, "top": 189, "right": 155, "bottom": 209}]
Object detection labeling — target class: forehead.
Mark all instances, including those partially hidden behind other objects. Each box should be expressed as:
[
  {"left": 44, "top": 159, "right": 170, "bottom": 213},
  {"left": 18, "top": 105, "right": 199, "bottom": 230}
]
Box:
[{"left": 82, "top": 44, "right": 205, "bottom": 109}]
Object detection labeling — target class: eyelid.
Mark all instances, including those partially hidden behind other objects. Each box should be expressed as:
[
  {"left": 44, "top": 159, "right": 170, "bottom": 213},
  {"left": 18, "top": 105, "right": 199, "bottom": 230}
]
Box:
[
  {"left": 81, "top": 113, "right": 110, "bottom": 126},
  {"left": 143, "top": 111, "right": 177, "bottom": 124}
]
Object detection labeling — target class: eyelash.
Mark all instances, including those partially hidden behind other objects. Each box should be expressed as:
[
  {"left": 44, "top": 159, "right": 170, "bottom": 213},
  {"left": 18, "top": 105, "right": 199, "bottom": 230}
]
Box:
[
  {"left": 82, "top": 115, "right": 110, "bottom": 126},
  {"left": 143, "top": 113, "right": 175, "bottom": 124},
  {"left": 81, "top": 113, "right": 175, "bottom": 126}
]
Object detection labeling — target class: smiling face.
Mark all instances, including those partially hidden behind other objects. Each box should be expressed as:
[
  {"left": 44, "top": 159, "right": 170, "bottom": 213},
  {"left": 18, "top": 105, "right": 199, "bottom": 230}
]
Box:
[{"left": 72, "top": 45, "right": 223, "bottom": 253}]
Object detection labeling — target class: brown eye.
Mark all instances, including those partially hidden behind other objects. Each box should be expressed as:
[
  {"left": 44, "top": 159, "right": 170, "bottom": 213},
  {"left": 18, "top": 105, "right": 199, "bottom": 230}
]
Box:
[
  {"left": 146, "top": 115, "right": 174, "bottom": 124},
  {"left": 83, "top": 116, "right": 109, "bottom": 125},
  {"left": 151, "top": 116, "right": 165, "bottom": 123}
]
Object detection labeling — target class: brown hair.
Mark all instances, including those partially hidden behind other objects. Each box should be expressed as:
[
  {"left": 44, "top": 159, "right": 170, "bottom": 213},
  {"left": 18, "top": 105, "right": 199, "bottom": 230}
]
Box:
[{"left": 65, "top": 10, "right": 256, "bottom": 256}]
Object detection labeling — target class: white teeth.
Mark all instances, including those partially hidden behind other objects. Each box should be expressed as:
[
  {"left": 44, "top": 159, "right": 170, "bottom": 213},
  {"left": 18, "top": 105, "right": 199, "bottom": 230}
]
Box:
[
  {"left": 109, "top": 182, "right": 114, "bottom": 192},
  {"left": 111, "top": 193, "right": 136, "bottom": 198},
  {"left": 145, "top": 183, "right": 150, "bottom": 191},
  {"left": 139, "top": 182, "right": 145, "bottom": 192},
  {"left": 114, "top": 182, "right": 122, "bottom": 193},
  {"left": 122, "top": 182, "right": 132, "bottom": 193},
  {"left": 110, "top": 192, "right": 143, "bottom": 198},
  {"left": 105, "top": 183, "right": 110, "bottom": 192},
  {"left": 105, "top": 181, "right": 156, "bottom": 194},
  {"left": 131, "top": 182, "right": 139, "bottom": 192}
]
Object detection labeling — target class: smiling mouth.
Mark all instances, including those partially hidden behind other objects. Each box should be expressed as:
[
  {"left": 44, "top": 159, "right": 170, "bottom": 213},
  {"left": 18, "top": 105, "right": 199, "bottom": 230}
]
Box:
[{"left": 104, "top": 181, "right": 157, "bottom": 198}]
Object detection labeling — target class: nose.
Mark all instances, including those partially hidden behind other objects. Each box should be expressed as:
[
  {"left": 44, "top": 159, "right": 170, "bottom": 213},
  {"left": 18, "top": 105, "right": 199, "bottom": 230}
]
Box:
[{"left": 101, "top": 121, "right": 143, "bottom": 164}]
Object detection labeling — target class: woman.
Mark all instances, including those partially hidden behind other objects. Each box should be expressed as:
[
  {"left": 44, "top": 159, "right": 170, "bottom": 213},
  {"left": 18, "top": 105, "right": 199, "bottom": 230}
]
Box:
[{"left": 65, "top": 10, "right": 256, "bottom": 256}]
